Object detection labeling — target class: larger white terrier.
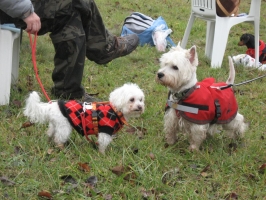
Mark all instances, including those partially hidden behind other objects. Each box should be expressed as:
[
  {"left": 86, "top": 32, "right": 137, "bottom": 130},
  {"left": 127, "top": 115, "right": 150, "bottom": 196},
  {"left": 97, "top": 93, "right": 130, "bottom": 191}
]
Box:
[
  {"left": 23, "top": 83, "right": 145, "bottom": 153},
  {"left": 156, "top": 44, "right": 247, "bottom": 151}
]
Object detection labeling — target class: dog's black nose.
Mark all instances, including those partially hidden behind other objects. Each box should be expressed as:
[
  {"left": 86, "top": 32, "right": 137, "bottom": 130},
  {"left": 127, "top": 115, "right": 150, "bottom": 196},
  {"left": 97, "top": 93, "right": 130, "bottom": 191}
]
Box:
[{"left": 157, "top": 72, "right": 164, "bottom": 79}]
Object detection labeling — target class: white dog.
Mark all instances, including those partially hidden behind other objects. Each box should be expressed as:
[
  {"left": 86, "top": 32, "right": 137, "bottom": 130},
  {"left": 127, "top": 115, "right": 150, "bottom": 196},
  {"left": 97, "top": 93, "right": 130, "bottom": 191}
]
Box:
[
  {"left": 23, "top": 83, "right": 145, "bottom": 154},
  {"left": 232, "top": 54, "right": 266, "bottom": 70},
  {"left": 156, "top": 44, "right": 247, "bottom": 151}
]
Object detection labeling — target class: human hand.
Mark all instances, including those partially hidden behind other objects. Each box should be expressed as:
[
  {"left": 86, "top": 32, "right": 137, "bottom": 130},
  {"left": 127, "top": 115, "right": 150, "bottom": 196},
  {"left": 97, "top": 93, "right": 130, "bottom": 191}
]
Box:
[{"left": 23, "top": 12, "right": 41, "bottom": 34}]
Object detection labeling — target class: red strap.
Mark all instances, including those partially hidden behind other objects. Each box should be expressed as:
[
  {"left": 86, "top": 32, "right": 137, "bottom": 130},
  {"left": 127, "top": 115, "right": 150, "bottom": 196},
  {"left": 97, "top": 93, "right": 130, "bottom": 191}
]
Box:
[{"left": 28, "top": 32, "right": 51, "bottom": 103}]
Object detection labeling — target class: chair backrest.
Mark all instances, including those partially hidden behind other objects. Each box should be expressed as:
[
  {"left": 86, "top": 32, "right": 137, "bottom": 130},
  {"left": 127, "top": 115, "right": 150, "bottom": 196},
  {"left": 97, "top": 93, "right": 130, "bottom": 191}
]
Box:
[{"left": 191, "top": 0, "right": 216, "bottom": 17}]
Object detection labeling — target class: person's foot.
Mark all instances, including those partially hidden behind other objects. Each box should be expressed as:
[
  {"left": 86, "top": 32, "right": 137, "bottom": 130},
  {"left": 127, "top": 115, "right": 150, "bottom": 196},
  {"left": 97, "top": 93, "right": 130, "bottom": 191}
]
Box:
[
  {"left": 82, "top": 93, "right": 102, "bottom": 102},
  {"left": 97, "top": 34, "right": 139, "bottom": 64}
]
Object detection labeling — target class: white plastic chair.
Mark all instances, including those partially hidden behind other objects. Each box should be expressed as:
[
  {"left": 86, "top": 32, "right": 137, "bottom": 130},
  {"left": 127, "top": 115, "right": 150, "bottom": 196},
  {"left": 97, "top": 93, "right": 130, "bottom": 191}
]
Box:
[
  {"left": 0, "top": 24, "right": 21, "bottom": 105},
  {"left": 181, "top": 0, "right": 261, "bottom": 68}
]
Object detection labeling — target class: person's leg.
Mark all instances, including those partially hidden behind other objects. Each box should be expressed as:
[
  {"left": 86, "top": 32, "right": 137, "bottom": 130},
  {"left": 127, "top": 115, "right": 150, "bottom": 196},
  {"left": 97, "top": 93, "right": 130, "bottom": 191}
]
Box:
[
  {"left": 74, "top": 0, "right": 139, "bottom": 65},
  {"left": 49, "top": 8, "right": 86, "bottom": 99}
]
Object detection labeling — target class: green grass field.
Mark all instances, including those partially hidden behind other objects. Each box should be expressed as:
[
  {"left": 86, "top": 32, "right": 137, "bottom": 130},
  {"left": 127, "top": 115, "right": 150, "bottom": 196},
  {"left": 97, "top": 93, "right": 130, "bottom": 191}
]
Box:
[{"left": 1, "top": 0, "right": 266, "bottom": 199}]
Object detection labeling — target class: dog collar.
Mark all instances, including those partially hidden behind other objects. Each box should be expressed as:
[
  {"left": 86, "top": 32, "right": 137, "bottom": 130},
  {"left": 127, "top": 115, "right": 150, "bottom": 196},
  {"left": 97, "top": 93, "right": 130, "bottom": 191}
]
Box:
[
  {"left": 171, "top": 85, "right": 198, "bottom": 100},
  {"left": 109, "top": 103, "right": 129, "bottom": 126}
]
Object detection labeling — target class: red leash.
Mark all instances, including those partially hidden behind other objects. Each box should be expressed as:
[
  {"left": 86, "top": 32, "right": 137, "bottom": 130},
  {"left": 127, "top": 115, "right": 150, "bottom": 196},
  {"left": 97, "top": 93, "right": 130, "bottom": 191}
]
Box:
[{"left": 28, "top": 32, "right": 51, "bottom": 102}]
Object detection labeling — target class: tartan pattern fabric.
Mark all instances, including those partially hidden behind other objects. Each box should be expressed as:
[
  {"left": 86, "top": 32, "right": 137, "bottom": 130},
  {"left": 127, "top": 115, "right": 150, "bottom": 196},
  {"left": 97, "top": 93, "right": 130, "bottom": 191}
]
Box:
[{"left": 58, "top": 100, "right": 124, "bottom": 136}]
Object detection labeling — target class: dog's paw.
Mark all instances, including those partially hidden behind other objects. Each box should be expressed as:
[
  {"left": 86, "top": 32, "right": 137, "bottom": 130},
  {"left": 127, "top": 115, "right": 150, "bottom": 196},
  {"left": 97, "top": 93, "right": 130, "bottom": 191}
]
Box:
[
  {"left": 188, "top": 144, "right": 199, "bottom": 152},
  {"left": 56, "top": 143, "right": 65, "bottom": 150},
  {"left": 165, "top": 138, "right": 177, "bottom": 145},
  {"left": 98, "top": 149, "right": 106, "bottom": 155}
]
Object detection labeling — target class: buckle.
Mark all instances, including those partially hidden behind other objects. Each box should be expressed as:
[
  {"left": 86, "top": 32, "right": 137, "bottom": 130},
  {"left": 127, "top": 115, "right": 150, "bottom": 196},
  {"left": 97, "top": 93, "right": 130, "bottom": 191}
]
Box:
[{"left": 214, "top": 99, "right": 221, "bottom": 118}]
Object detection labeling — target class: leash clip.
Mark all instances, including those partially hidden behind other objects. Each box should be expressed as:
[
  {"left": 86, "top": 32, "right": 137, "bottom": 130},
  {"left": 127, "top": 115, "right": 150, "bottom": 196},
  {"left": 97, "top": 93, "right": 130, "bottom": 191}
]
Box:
[{"left": 83, "top": 102, "right": 93, "bottom": 112}]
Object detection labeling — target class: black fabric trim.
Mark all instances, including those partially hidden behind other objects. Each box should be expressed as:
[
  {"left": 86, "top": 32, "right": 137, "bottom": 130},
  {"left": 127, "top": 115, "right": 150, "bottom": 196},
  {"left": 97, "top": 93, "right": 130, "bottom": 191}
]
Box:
[
  {"left": 58, "top": 100, "right": 68, "bottom": 118},
  {"left": 58, "top": 100, "right": 84, "bottom": 136}
]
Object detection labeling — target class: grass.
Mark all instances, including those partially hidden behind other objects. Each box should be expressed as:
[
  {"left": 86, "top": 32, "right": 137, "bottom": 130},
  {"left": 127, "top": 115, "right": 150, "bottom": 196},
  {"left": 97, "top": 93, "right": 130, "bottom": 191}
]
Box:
[{"left": 1, "top": 0, "right": 266, "bottom": 199}]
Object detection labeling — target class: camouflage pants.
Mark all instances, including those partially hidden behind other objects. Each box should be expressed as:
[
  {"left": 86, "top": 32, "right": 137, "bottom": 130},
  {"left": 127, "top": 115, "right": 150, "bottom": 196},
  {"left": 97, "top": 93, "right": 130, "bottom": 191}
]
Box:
[{"left": 0, "top": 0, "right": 115, "bottom": 99}]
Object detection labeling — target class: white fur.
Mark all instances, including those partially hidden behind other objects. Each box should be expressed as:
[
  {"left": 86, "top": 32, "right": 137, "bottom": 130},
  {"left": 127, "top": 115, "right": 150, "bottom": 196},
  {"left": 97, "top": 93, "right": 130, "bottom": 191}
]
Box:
[
  {"left": 156, "top": 44, "right": 248, "bottom": 151},
  {"left": 232, "top": 54, "right": 266, "bottom": 70},
  {"left": 23, "top": 83, "right": 145, "bottom": 154}
]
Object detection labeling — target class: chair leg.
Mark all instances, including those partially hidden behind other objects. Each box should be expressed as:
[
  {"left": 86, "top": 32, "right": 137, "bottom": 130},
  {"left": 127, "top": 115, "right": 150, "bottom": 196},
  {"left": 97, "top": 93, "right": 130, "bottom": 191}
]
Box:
[
  {"left": 181, "top": 14, "right": 196, "bottom": 49},
  {"left": 12, "top": 34, "right": 20, "bottom": 83},
  {"left": 211, "top": 19, "right": 231, "bottom": 68},
  {"left": 254, "top": 21, "right": 260, "bottom": 67},
  {"left": 205, "top": 21, "right": 215, "bottom": 59}
]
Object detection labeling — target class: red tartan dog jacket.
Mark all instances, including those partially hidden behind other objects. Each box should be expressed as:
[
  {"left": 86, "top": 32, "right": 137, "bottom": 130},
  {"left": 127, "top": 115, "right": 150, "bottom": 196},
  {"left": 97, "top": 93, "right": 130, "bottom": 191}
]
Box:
[
  {"left": 58, "top": 100, "right": 126, "bottom": 136},
  {"left": 167, "top": 78, "right": 238, "bottom": 125}
]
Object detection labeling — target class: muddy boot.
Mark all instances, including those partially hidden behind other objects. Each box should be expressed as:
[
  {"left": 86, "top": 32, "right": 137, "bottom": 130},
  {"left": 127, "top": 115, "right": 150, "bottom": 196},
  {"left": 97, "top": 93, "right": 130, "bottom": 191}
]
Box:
[{"left": 97, "top": 34, "right": 139, "bottom": 64}]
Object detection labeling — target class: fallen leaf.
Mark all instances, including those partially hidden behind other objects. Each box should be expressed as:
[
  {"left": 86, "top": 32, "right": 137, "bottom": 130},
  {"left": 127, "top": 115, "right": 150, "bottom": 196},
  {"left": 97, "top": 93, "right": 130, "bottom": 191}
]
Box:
[
  {"left": 104, "top": 194, "right": 113, "bottom": 200},
  {"left": 225, "top": 192, "right": 238, "bottom": 200},
  {"left": 47, "top": 149, "right": 54, "bottom": 155},
  {"left": 140, "top": 187, "right": 153, "bottom": 198},
  {"left": 12, "top": 100, "right": 22, "bottom": 108},
  {"left": 20, "top": 121, "right": 34, "bottom": 129},
  {"left": 148, "top": 153, "right": 155, "bottom": 160},
  {"left": 111, "top": 165, "right": 136, "bottom": 182},
  {"left": 111, "top": 165, "right": 124, "bottom": 176},
  {"left": 136, "top": 127, "right": 147, "bottom": 139},
  {"left": 78, "top": 162, "right": 90, "bottom": 172},
  {"left": 246, "top": 173, "right": 256, "bottom": 181},
  {"left": 164, "top": 143, "right": 169, "bottom": 148},
  {"left": 14, "top": 146, "right": 22, "bottom": 155},
  {"left": 126, "top": 126, "right": 136, "bottom": 134},
  {"left": 161, "top": 167, "right": 179, "bottom": 185},
  {"left": 125, "top": 126, "right": 147, "bottom": 138},
  {"left": 66, "top": 183, "right": 79, "bottom": 193},
  {"left": 38, "top": 190, "right": 52, "bottom": 199},
  {"left": 85, "top": 176, "right": 98, "bottom": 188},
  {"left": 132, "top": 148, "right": 139, "bottom": 154},
  {"left": 0, "top": 176, "right": 15, "bottom": 186},
  {"left": 259, "top": 163, "right": 266, "bottom": 174},
  {"left": 201, "top": 164, "right": 211, "bottom": 173},
  {"left": 200, "top": 172, "right": 208, "bottom": 177},
  {"left": 60, "top": 175, "right": 77, "bottom": 184},
  {"left": 49, "top": 158, "right": 57, "bottom": 162}
]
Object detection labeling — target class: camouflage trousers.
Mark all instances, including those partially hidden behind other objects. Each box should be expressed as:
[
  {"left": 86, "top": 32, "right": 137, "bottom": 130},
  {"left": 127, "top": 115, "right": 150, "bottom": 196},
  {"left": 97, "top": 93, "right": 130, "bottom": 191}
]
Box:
[{"left": 0, "top": 0, "right": 115, "bottom": 99}]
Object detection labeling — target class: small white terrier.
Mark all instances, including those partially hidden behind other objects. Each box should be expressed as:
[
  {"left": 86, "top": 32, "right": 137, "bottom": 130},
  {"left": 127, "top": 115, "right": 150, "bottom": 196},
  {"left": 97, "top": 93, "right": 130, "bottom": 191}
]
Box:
[
  {"left": 156, "top": 44, "right": 247, "bottom": 151},
  {"left": 23, "top": 83, "right": 145, "bottom": 153}
]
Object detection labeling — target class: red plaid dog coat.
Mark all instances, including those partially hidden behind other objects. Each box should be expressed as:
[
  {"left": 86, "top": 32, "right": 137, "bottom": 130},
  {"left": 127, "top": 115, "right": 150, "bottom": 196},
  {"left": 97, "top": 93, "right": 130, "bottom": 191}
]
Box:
[
  {"left": 58, "top": 100, "right": 126, "bottom": 137},
  {"left": 167, "top": 78, "right": 238, "bottom": 124}
]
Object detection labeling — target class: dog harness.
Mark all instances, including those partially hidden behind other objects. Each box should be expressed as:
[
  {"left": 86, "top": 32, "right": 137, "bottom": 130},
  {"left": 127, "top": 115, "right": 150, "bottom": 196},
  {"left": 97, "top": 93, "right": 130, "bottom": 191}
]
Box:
[
  {"left": 246, "top": 40, "right": 266, "bottom": 63},
  {"left": 58, "top": 100, "right": 128, "bottom": 140},
  {"left": 166, "top": 78, "right": 238, "bottom": 124}
]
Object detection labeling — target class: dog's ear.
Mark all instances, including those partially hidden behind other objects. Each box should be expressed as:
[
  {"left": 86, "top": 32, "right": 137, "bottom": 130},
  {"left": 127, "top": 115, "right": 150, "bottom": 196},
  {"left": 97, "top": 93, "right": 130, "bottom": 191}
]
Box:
[{"left": 188, "top": 45, "right": 198, "bottom": 67}]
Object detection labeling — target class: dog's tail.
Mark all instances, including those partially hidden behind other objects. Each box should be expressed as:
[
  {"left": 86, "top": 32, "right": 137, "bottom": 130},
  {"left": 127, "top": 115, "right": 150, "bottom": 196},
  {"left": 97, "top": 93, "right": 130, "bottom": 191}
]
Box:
[
  {"left": 226, "top": 56, "right": 235, "bottom": 85},
  {"left": 23, "top": 91, "right": 51, "bottom": 124}
]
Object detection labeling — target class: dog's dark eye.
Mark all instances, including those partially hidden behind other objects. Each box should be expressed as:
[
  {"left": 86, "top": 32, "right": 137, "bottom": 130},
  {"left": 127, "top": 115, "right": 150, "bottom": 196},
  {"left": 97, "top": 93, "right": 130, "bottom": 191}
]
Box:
[
  {"left": 172, "top": 65, "right": 178, "bottom": 70},
  {"left": 130, "top": 98, "right": 135, "bottom": 102}
]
